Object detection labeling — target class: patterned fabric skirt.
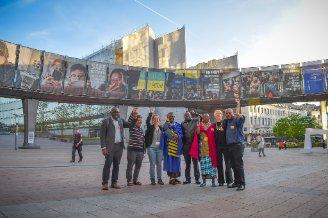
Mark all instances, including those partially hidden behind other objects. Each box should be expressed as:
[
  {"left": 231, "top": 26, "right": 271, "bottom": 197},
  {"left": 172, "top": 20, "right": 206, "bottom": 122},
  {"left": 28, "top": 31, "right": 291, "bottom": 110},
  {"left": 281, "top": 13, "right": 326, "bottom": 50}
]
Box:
[{"left": 200, "top": 156, "right": 216, "bottom": 178}]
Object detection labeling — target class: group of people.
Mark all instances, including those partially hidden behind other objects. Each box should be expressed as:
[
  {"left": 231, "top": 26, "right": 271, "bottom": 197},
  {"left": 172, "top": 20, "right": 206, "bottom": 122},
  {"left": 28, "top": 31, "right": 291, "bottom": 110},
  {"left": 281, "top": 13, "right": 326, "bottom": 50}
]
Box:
[{"left": 99, "top": 102, "right": 246, "bottom": 191}]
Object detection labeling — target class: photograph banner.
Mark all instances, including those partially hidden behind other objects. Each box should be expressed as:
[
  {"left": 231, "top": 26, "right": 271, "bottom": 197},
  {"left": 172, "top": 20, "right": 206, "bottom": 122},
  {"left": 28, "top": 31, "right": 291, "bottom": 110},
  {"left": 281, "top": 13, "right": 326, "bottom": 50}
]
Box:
[
  {"left": 203, "top": 69, "right": 221, "bottom": 99},
  {"left": 221, "top": 70, "right": 240, "bottom": 100},
  {"left": 64, "top": 57, "right": 87, "bottom": 96},
  {"left": 165, "top": 70, "right": 183, "bottom": 100},
  {"left": 326, "top": 65, "right": 328, "bottom": 91},
  {"left": 127, "top": 68, "right": 146, "bottom": 99},
  {"left": 106, "top": 65, "right": 128, "bottom": 98},
  {"left": 241, "top": 68, "right": 262, "bottom": 99},
  {"left": 281, "top": 64, "right": 302, "bottom": 96},
  {"left": 260, "top": 68, "right": 282, "bottom": 98},
  {"left": 87, "top": 61, "right": 108, "bottom": 97},
  {"left": 41, "top": 52, "right": 66, "bottom": 94},
  {"left": 18, "top": 46, "right": 41, "bottom": 90},
  {"left": 303, "top": 64, "right": 324, "bottom": 94},
  {"left": 0, "top": 40, "right": 17, "bottom": 87},
  {"left": 147, "top": 70, "right": 167, "bottom": 100},
  {"left": 184, "top": 69, "right": 202, "bottom": 100}
]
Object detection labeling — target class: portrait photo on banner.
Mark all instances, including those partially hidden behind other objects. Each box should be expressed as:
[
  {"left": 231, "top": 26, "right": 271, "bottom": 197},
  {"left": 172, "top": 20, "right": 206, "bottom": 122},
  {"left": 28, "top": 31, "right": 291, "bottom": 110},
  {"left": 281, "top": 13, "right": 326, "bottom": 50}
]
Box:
[
  {"left": 103, "top": 65, "right": 128, "bottom": 99},
  {"left": 221, "top": 70, "right": 240, "bottom": 100},
  {"left": 41, "top": 52, "right": 66, "bottom": 94},
  {"left": 165, "top": 70, "right": 184, "bottom": 100},
  {"left": 325, "top": 60, "right": 328, "bottom": 91},
  {"left": 0, "top": 40, "right": 18, "bottom": 88},
  {"left": 203, "top": 69, "right": 221, "bottom": 100},
  {"left": 259, "top": 66, "right": 282, "bottom": 98},
  {"left": 241, "top": 67, "right": 262, "bottom": 99},
  {"left": 64, "top": 58, "right": 87, "bottom": 96},
  {"left": 17, "top": 46, "right": 42, "bottom": 90},
  {"left": 184, "top": 69, "right": 203, "bottom": 100},
  {"left": 127, "top": 68, "right": 146, "bottom": 99},
  {"left": 87, "top": 61, "right": 108, "bottom": 97},
  {"left": 281, "top": 63, "right": 302, "bottom": 96},
  {"left": 146, "top": 70, "right": 167, "bottom": 100},
  {"left": 302, "top": 62, "right": 324, "bottom": 95}
]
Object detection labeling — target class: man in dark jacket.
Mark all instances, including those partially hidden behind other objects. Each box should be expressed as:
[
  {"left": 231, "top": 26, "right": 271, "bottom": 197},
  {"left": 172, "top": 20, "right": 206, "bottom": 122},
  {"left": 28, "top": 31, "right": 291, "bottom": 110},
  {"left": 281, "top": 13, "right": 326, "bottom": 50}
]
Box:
[
  {"left": 213, "top": 110, "right": 232, "bottom": 186},
  {"left": 181, "top": 111, "right": 200, "bottom": 184},
  {"left": 223, "top": 99, "right": 246, "bottom": 191},
  {"left": 70, "top": 129, "right": 83, "bottom": 163},
  {"left": 100, "top": 107, "right": 137, "bottom": 190}
]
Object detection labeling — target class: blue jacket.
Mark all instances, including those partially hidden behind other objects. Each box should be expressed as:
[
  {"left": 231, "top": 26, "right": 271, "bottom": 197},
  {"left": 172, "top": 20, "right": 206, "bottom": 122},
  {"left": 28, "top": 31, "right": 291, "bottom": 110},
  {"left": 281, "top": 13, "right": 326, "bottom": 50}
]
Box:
[{"left": 224, "top": 115, "right": 245, "bottom": 145}]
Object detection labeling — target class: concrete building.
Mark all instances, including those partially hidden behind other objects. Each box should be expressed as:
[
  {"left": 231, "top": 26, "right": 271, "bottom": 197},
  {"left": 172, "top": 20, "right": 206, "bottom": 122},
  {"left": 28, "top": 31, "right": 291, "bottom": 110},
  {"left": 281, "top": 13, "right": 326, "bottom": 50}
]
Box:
[
  {"left": 85, "top": 25, "right": 186, "bottom": 69},
  {"left": 241, "top": 104, "right": 308, "bottom": 142},
  {"left": 190, "top": 54, "right": 238, "bottom": 70}
]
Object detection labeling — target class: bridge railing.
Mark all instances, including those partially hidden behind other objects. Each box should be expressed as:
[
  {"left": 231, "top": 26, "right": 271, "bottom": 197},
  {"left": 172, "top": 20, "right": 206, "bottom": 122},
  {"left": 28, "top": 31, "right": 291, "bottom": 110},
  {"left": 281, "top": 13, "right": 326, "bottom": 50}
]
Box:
[{"left": 0, "top": 39, "right": 327, "bottom": 107}]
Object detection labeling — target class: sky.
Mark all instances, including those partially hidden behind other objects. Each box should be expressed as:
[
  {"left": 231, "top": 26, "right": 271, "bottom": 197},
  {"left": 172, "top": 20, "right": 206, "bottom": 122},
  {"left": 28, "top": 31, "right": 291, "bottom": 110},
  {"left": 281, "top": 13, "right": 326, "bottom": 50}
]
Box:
[{"left": 1, "top": 0, "right": 328, "bottom": 68}]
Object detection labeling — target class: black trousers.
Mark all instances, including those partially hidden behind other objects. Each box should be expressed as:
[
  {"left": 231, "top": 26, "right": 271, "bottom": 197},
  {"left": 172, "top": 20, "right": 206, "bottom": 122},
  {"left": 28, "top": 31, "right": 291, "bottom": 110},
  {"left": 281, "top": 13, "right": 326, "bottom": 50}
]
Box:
[
  {"left": 72, "top": 145, "right": 82, "bottom": 161},
  {"left": 225, "top": 144, "right": 245, "bottom": 186},
  {"left": 102, "top": 143, "right": 124, "bottom": 185},
  {"left": 183, "top": 153, "right": 200, "bottom": 181},
  {"left": 217, "top": 147, "right": 233, "bottom": 184}
]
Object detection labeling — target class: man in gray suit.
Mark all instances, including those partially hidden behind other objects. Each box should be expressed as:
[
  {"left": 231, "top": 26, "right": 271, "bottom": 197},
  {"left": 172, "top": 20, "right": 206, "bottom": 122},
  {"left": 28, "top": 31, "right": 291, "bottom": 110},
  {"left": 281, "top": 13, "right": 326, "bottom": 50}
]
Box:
[{"left": 100, "top": 107, "right": 138, "bottom": 190}]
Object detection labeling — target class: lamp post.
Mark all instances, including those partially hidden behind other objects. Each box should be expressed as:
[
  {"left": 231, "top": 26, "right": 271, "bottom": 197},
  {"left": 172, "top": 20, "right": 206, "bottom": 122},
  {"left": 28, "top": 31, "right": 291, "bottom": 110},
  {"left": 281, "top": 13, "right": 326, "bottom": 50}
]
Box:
[{"left": 13, "top": 113, "right": 19, "bottom": 151}]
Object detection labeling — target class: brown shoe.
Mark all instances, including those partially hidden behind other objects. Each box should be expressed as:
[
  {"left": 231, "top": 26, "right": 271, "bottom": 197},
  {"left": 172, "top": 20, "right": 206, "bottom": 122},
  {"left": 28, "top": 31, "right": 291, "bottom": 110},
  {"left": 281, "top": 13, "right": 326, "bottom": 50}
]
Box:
[
  {"left": 102, "top": 184, "right": 109, "bottom": 190},
  {"left": 133, "top": 181, "right": 142, "bottom": 185},
  {"left": 127, "top": 181, "right": 134, "bottom": 186},
  {"left": 111, "top": 183, "right": 121, "bottom": 189}
]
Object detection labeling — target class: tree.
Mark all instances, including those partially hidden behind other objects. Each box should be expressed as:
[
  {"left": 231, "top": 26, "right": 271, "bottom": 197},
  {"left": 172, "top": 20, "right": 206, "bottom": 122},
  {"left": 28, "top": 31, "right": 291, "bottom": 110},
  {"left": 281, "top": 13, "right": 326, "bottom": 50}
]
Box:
[
  {"left": 54, "top": 103, "right": 75, "bottom": 137},
  {"left": 36, "top": 101, "right": 49, "bottom": 132},
  {"left": 273, "top": 114, "right": 320, "bottom": 142}
]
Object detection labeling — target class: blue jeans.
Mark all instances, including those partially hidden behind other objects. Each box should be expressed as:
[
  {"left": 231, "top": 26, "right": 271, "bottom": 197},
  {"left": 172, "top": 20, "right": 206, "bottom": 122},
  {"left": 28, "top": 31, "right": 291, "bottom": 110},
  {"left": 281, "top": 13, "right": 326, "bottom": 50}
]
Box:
[{"left": 147, "top": 147, "right": 163, "bottom": 180}]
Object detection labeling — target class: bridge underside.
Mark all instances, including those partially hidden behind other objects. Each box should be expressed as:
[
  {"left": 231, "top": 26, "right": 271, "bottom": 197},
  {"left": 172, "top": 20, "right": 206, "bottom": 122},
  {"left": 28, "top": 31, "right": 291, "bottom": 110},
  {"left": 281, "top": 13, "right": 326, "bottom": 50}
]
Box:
[{"left": 1, "top": 87, "right": 327, "bottom": 111}]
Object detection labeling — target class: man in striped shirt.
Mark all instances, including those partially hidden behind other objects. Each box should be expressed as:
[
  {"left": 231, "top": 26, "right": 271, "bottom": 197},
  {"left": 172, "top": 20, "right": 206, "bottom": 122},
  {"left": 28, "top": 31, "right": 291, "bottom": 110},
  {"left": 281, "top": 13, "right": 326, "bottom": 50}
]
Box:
[{"left": 126, "top": 109, "right": 145, "bottom": 186}]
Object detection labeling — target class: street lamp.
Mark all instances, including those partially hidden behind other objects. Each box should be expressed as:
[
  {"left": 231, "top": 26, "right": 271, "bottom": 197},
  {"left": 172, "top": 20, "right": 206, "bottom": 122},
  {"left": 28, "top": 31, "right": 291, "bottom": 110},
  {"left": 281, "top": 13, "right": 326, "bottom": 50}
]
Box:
[{"left": 13, "top": 113, "right": 19, "bottom": 151}]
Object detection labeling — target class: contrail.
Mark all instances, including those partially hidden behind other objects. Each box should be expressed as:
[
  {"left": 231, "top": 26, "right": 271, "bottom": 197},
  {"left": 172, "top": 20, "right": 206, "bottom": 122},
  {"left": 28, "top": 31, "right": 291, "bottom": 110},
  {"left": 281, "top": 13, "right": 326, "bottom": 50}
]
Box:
[{"left": 134, "top": 0, "right": 181, "bottom": 28}]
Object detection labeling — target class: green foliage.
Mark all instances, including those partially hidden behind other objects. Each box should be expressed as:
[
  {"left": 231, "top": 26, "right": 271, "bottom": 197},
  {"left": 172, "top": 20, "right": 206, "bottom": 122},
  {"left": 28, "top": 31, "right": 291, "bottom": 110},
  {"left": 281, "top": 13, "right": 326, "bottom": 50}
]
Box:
[
  {"left": 273, "top": 114, "right": 319, "bottom": 142},
  {"left": 36, "top": 101, "right": 49, "bottom": 132}
]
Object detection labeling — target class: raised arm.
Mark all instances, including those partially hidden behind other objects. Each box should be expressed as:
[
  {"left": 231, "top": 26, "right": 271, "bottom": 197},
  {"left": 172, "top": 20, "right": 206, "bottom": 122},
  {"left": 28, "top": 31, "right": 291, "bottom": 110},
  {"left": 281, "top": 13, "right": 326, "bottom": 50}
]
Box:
[
  {"left": 123, "top": 107, "right": 139, "bottom": 128},
  {"left": 146, "top": 112, "right": 152, "bottom": 128}
]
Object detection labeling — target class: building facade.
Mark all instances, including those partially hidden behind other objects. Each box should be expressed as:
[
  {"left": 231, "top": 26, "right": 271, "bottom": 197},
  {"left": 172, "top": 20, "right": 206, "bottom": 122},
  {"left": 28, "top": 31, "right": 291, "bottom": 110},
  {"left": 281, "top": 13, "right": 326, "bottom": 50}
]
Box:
[
  {"left": 85, "top": 25, "right": 186, "bottom": 69},
  {"left": 241, "top": 104, "right": 309, "bottom": 142}
]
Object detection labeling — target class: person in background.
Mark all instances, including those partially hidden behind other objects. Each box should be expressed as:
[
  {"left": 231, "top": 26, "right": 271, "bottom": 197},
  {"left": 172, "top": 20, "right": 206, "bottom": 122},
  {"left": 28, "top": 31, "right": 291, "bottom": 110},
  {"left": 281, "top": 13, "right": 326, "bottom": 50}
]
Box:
[
  {"left": 70, "top": 129, "right": 83, "bottom": 163},
  {"left": 213, "top": 109, "right": 233, "bottom": 186},
  {"left": 181, "top": 111, "right": 201, "bottom": 185},
  {"left": 126, "top": 109, "right": 145, "bottom": 186},
  {"left": 223, "top": 99, "right": 246, "bottom": 191},
  {"left": 190, "top": 114, "right": 217, "bottom": 187},
  {"left": 161, "top": 112, "right": 183, "bottom": 185},
  {"left": 256, "top": 134, "right": 266, "bottom": 157},
  {"left": 145, "top": 107, "right": 164, "bottom": 185}
]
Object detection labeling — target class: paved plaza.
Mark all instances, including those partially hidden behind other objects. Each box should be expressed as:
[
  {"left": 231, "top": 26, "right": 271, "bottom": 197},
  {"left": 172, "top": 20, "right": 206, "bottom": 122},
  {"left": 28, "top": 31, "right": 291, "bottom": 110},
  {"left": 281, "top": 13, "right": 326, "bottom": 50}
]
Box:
[{"left": 0, "top": 135, "right": 327, "bottom": 217}]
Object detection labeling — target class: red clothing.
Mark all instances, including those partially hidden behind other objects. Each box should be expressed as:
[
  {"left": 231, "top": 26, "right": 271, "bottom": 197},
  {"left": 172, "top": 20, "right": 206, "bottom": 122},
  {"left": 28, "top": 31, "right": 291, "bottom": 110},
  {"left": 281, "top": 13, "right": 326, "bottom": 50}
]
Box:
[{"left": 189, "top": 123, "right": 218, "bottom": 168}]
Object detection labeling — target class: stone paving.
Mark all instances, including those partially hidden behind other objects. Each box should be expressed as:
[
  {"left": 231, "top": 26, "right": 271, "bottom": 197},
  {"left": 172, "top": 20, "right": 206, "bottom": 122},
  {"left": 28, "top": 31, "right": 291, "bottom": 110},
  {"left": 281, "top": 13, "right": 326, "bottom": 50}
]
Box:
[{"left": 0, "top": 136, "right": 327, "bottom": 217}]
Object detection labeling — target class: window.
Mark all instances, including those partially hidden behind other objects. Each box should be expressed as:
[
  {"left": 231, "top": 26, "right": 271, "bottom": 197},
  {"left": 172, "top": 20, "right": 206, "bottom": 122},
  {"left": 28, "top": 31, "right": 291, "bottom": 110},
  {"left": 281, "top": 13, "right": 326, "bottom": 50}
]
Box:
[{"left": 250, "top": 117, "right": 253, "bottom": 124}]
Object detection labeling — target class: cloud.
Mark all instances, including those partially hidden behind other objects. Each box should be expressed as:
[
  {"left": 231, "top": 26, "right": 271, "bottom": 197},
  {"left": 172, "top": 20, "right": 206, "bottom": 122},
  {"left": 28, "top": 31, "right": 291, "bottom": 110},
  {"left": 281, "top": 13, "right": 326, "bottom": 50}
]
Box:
[
  {"left": 27, "top": 29, "right": 50, "bottom": 38},
  {"left": 238, "top": 0, "right": 328, "bottom": 68}
]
